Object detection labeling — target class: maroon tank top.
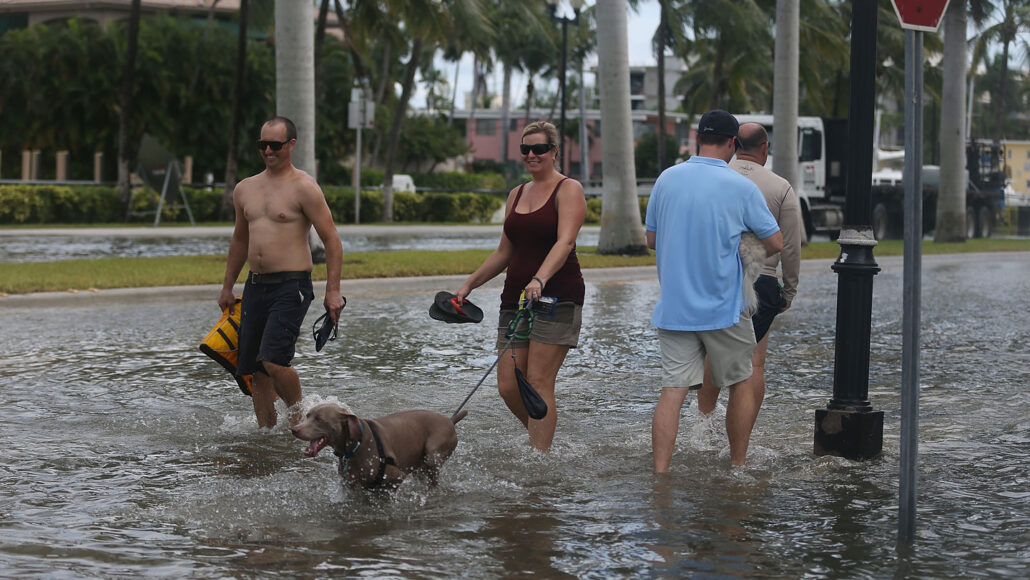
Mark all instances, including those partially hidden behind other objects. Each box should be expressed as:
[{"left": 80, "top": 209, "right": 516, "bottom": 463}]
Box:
[{"left": 500, "top": 178, "right": 585, "bottom": 308}]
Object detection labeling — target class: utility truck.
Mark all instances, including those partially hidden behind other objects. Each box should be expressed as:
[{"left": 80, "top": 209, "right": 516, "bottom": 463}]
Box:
[{"left": 735, "top": 115, "right": 1005, "bottom": 240}]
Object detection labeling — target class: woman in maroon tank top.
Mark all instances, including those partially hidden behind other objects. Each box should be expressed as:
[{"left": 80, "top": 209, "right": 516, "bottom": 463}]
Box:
[{"left": 454, "top": 121, "right": 587, "bottom": 452}]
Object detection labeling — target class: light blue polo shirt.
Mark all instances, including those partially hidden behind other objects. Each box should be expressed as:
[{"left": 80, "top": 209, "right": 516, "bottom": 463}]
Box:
[{"left": 645, "top": 156, "right": 780, "bottom": 331}]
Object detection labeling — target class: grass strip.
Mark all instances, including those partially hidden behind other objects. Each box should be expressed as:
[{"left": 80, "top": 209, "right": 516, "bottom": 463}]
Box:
[{"left": 1, "top": 238, "right": 1028, "bottom": 295}]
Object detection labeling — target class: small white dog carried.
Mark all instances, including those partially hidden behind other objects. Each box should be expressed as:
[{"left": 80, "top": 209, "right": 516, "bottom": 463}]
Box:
[{"left": 738, "top": 232, "right": 766, "bottom": 315}]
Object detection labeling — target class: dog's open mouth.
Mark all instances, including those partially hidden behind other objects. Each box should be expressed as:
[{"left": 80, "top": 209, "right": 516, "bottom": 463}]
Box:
[{"left": 305, "top": 436, "right": 328, "bottom": 457}]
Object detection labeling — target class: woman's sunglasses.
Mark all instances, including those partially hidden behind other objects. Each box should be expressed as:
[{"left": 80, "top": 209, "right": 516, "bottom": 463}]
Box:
[
  {"left": 520, "top": 143, "right": 554, "bottom": 156},
  {"left": 257, "top": 139, "right": 291, "bottom": 151}
]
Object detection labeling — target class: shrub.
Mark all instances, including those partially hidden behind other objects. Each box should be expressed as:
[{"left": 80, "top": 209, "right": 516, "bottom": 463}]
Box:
[
  {"left": 0, "top": 184, "right": 508, "bottom": 224},
  {"left": 0, "top": 185, "right": 50, "bottom": 223},
  {"left": 582, "top": 197, "right": 649, "bottom": 225}
]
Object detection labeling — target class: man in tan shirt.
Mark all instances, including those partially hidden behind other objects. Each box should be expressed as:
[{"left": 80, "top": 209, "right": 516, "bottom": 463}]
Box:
[
  {"left": 697, "top": 122, "right": 802, "bottom": 430},
  {"left": 218, "top": 116, "right": 345, "bottom": 429}
]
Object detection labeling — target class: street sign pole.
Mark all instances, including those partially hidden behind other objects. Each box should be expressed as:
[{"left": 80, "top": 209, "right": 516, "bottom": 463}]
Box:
[
  {"left": 355, "top": 113, "right": 362, "bottom": 225},
  {"left": 349, "top": 87, "right": 365, "bottom": 224},
  {"left": 899, "top": 28, "right": 923, "bottom": 545},
  {"left": 890, "top": 0, "right": 950, "bottom": 547}
]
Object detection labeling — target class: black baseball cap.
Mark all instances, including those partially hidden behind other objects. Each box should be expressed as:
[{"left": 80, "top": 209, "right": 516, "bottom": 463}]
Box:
[{"left": 697, "top": 109, "right": 739, "bottom": 138}]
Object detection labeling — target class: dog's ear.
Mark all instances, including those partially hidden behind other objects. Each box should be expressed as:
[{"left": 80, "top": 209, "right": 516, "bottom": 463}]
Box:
[{"left": 344, "top": 414, "right": 361, "bottom": 441}]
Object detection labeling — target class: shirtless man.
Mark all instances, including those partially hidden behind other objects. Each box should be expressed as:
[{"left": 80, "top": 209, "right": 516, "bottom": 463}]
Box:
[{"left": 218, "top": 116, "right": 344, "bottom": 428}]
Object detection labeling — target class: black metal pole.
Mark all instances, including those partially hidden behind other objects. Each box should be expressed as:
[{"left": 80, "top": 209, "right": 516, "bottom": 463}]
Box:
[
  {"left": 559, "top": 17, "right": 568, "bottom": 175},
  {"left": 814, "top": 0, "right": 884, "bottom": 460}
]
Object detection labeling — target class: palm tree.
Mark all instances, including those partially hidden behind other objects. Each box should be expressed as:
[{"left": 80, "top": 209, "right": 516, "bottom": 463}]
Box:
[
  {"left": 937, "top": 0, "right": 995, "bottom": 242},
  {"left": 673, "top": 0, "right": 772, "bottom": 114},
  {"left": 275, "top": 0, "right": 323, "bottom": 259},
  {"left": 379, "top": 0, "right": 492, "bottom": 221},
  {"left": 117, "top": 0, "right": 142, "bottom": 220},
  {"left": 487, "top": 1, "right": 544, "bottom": 177},
  {"left": 972, "top": 0, "right": 1030, "bottom": 145},
  {"left": 595, "top": 0, "right": 647, "bottom": 255},
  {"left": 648, "top": 0, "right": 687, "bottom": 170},
  {"left": 274, "top": 0, "right": 316, "bottom": 176},
  {"left": 772, "top": 0, "right": 799, "bottom": 202},
  {"left": 221, "top": 0, "right": 249, "bottom": 220}
]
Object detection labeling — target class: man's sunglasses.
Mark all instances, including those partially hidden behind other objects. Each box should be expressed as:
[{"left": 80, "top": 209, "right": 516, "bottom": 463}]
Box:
[
  {"left": 520, "top": 143, "right": 554, "bottom": 156},
  {"left": 257, "top": 139, "right": 291, "bottom": 151}
]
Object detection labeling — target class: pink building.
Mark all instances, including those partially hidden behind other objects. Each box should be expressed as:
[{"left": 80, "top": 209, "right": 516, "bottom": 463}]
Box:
[{"left": 457, "top": 108, "right": 695, "bottom": 182}]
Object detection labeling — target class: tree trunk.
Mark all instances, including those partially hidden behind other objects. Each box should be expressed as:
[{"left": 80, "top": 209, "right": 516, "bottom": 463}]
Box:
[
  {"left": 221, "top": 0, "right": 249, "bottom": 220},
  {"left": 710, "top": 34, "right": 727, "bottom": 109},
  {"left": 500, "top": 61, "right": 512, "bottom": 177},
  {"left": 656, "top": 2, "right": 667, "bottom": 172},
  {"left": 991, "top": 31, "right": 1011, "bottom": 146},
  {"left": 525, "top": 77, "right": 534, "bottom": 123},
  {"left": 314, "top": 0, "right": 329, "bottom": 83},
  {"left": 381, "top": 37, "right": 423, "bottom": 222},
  {"left": 936, "top": 0, "right": 968, "bottom": 242},
  {"left": 772, "top": 0, "right": 799, "bottom": 202},
  {"left": 595, "top": 0, "right": 647, "bottom": 255},
  {"left": 449, "top": 58, "right": 460, "bottom": 126},
  {"left": 117, "top": 0, "right": 142, "bottom": 220},
  {"left": 275, "top": 0, "right": 324, "bottom": 261},
  {"left": 467, "top": 55, "right": 480, "bottom": 166},
  {"left": 333, "top": 0, "right": 371, "bottom": 84}
]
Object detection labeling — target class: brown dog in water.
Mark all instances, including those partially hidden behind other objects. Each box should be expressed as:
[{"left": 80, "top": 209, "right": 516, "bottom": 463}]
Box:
[{"left": 291, "top": 403, "right": 467, "bottom": 490}]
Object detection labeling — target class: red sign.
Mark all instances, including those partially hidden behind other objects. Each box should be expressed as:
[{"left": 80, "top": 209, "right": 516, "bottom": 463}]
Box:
[{"left": 890, "top": 0, "right": 952, "bottom": 32}]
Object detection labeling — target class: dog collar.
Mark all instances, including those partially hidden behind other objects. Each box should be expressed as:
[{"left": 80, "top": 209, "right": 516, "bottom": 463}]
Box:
[{"left": 334, "top": 421, "right": 364, "bottom": 461}]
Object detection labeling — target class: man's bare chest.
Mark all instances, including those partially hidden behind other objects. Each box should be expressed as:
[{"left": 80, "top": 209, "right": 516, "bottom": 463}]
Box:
[{"left": 242, "top": 190, "right": 304, "bottom": 224}]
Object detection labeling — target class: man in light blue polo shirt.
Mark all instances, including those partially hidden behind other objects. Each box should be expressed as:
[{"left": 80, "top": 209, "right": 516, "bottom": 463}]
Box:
[{"left": 645, "top": 109, "right": 783, "bottom": 470}]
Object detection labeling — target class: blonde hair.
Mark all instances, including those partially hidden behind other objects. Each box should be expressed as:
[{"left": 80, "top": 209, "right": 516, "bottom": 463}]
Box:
[{"left": 521, "top": 121, "right": 560, "bottom": 152}]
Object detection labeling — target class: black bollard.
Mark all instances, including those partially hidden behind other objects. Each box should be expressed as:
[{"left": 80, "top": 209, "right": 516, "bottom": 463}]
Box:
[{"left": 814, "top": 0, "right": 884, "bottom": 460}]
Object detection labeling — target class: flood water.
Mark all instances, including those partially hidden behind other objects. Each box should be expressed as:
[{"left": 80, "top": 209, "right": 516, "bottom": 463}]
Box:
[
  {"left": 0, "top": 253, "right": 1028, "bottom": 578},
  {"left": 0, "top": 226, "right": 600, "bottom": 262}
]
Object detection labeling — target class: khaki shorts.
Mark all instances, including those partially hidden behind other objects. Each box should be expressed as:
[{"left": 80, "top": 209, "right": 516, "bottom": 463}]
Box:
[
  {"left": 496, "top": 303, "right": 582, "bottom": 349},
  {"left": 658, "top": 316, "right": 756, "bottom": 389}
]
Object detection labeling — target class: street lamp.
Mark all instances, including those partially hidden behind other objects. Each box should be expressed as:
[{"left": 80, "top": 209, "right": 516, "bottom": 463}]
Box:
[{"left": 546, "top": 0, "right": 583, "bottom": 176}]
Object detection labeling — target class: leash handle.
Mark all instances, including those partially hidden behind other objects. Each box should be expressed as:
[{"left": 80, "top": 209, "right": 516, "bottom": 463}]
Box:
[{"left": 452, "top": 308, "right": 532, "bottom": 417}]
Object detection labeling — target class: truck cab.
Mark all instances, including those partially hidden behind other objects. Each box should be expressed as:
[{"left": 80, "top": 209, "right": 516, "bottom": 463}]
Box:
[
  {"left": 734, "top": 115, "right": 845, "bottom": 239},
  {"left": 733, "top": 114, "right": 1002, "bottom": 240}
]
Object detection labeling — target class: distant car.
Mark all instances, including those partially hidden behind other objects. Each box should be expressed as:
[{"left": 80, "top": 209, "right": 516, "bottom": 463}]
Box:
[{"left": 392, "top": 174, "right": 416, "bottom": 192}]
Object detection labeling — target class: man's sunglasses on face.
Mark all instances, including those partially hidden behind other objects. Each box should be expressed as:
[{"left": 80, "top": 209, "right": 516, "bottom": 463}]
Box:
[
  {"left": 520, "top": 143, "right": 554, "bottom": 156},
  {"left": 257, "top": 139, "right": 291, "bottom": 151}
]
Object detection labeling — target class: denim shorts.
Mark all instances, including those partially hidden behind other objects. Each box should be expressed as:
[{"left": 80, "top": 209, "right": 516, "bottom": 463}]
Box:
[{"left": 237, "top": 272, "right": 314, "bottom": 375}]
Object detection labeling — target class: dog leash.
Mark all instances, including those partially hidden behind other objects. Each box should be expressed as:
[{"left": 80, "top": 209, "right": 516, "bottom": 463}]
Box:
[{"left": 451, "top": 305, "right": 535, "bottom": 419}]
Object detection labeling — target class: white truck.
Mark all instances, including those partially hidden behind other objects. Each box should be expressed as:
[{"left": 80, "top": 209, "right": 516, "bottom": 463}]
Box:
[{"left": 735, "top": 114, "right": 1004, "bottom": 240}]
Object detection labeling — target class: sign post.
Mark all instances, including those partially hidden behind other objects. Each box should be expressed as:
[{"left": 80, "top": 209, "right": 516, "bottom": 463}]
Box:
[
  {"left": 348, "top": 88, "right": 375, "bottom": 224},
  {"left": 891, "top": 0, "right": 950, "bottom": 546}
]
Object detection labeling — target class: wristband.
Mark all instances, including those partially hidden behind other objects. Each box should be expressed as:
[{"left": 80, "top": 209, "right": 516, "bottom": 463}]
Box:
[{"left": 532, "top": 276, "right": 545, "bottom": 288}]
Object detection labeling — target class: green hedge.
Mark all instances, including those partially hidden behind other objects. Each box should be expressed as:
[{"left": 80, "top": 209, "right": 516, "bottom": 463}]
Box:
[
  {"left": 584, "top": 197, "right": 649, "bottom": 225},
  {"left": 411, "top": 170, "right": 507, "bottom": 191},
  {"left": 0, "top": 184, "right": 506, "bottom": 224}
]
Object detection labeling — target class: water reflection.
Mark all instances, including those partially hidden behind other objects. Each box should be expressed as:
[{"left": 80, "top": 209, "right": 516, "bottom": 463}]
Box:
[
  {"left": 0, "top": 227, "right": 601, "bottom": 263},
  {"left": 0, "top": 253, "right": 1027, "bottom": 577}
]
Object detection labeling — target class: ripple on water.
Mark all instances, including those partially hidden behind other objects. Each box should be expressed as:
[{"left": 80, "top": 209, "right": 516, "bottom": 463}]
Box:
[{"left": 0, "top": 255, "right": 1028, "bottom": 576}]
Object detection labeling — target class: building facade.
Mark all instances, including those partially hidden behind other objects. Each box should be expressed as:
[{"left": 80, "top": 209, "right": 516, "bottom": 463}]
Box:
[{"left": 1003, "top": 141, "right": 1030, "bottom": 194}]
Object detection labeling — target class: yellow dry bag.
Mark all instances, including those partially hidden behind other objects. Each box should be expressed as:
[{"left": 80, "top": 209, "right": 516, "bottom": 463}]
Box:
[{"left": 199, "top": 296, "right": 254, "bottom": 396}]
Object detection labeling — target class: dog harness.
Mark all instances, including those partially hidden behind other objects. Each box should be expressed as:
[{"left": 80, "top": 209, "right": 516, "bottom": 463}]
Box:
[{"left": 334, "top": 420, "right": 399, "bottom": 488}]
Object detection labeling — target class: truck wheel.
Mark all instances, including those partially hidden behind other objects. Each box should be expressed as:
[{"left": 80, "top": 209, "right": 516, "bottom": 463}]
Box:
[
  {"left": 966, "top": 207, "right": 978, "bottom": 238},
  {"left": 978, "top": 206, "right": 993, "bottom": 238},
  {"left": 872, "top": 202, "right": 891, "bottom": 240}
]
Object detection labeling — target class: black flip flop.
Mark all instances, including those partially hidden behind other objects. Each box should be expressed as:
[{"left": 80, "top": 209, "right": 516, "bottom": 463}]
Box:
[
  {"left": 429, "top": 291, "right": 484, "bottom": 324},
  {"left": 312, "top": 310, "right": 338, "bottom": 352}
]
